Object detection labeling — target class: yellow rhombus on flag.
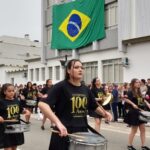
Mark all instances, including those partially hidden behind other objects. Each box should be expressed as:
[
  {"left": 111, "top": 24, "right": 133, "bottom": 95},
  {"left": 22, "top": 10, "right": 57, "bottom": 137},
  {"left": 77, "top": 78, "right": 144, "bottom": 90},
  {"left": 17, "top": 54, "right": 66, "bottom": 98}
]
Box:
[{"left": 59, "top": 9, "right": 91, "bottom": 42}]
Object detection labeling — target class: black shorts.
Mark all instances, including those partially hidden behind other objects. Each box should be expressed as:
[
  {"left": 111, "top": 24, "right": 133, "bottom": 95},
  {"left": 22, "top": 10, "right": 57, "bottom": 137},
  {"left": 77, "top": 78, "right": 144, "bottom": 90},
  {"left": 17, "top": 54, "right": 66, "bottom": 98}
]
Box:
[
  {"left": 0, "top": 124, "right": 5, "bottom": 148},
  {"left": 3, "top": 133, "right": 24, "bottom": 148}
]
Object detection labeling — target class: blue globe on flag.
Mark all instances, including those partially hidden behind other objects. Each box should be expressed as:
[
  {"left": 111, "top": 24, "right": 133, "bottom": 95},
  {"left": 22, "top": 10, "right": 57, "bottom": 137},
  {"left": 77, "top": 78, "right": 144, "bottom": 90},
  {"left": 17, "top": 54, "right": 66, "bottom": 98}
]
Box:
[
  {"left": 67, "top": 14, "right": 82, "bottom": 37},
  {"left": 59, "top": 9, "right": 91, "bottom": 42}
]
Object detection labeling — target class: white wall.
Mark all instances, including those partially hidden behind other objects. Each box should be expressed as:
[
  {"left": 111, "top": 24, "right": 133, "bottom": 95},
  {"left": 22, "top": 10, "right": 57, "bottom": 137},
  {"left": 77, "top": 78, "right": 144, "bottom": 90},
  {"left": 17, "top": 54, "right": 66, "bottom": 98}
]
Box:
[
  {"left": 124, "top": 42, "right": 150, "bottom": 82},
  {"left": 0, "top": 66, "right": 27, "bottom": 85},
  {"left": 0, "top": 66, "right": 7, "bottom": 85},
  {"left": 118, "top": 0, "right": 150, "bottom": 51},
  {"left": 7, "top": 71, "right": 27, "bottom": 85}
]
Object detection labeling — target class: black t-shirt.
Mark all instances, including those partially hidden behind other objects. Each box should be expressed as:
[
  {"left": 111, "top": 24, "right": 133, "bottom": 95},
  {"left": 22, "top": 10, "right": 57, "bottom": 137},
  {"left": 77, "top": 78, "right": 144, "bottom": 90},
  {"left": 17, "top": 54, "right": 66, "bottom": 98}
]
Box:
[
  {"left": 127, "top": 90, "right": 144, "bottom": 109},
  {"left": 45, "top": 80, "right": 98, "bottom": 127},
  {"left": 0, "top": 98, "right": 23, "bottom": 124},
  {"left": 41, "top": 86, "right": 52, "bottom": 95},
  {"left": 22, "top": 88, "right": 38, "bottom": 100},
  {"left": 91, "top": 87, "right": 105, "bottom": 105}
]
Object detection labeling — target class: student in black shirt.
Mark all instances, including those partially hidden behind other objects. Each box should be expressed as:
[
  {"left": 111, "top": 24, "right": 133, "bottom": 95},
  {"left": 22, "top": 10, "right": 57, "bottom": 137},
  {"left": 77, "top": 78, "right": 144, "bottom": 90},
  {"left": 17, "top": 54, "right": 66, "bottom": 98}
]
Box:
[
  {"left": 38, "top": 59, "right": 112, "bottom": 150},
  {"left": 0, "top": 83, "right": 30, "bottom": 150},
  {"left": 88, "top": 77, "right": 105, "bottom": 132},
  {"left": 124, "top": 79, "right": 150, "bottom": 150},
  {"left": 38, "top": 79, "right": 53, "bottom": 130}
]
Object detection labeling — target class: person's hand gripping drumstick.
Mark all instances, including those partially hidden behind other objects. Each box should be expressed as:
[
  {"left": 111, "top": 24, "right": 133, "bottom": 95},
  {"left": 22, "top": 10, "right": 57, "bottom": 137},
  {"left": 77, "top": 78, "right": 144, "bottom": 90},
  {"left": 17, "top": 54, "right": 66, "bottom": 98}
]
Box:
[{"left": 55, "top": 121, "right": 68, "bottom": 137}]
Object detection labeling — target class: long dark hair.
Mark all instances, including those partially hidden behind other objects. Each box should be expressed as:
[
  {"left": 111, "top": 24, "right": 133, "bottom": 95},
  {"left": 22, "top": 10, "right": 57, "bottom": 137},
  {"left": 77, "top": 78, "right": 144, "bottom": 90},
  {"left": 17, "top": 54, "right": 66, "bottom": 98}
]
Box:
[
  {"left": 91, "top": 77, "right": 98, "bottom": 89},
  {"left": 45, "top": 79, "right": 52, "bottom": 87},
  {"left": 0, "top": 83, "right": 14, "bottom": 99},
  {"left": 65, "top": 59, "right": 82, "bottom": 80},
  {"left": 26, "top": 81, "right": 32, "bottom": 89},
  {"left": 130, "top": 78, "right": 142, "bottom": 97}
]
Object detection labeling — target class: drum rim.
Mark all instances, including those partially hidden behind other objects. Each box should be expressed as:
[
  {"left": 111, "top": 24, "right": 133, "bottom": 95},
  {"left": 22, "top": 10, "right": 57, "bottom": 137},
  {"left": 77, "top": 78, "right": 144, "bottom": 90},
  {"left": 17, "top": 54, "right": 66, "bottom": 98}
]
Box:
[
  {"left": 70, "top": 140, "right": 107, "bottom": 146},
  {"left": 26, "top": 100, "right": 37, "bottom": 106},
  {"left": 69, "top": 132, "right": 107, "bottom": 146}
]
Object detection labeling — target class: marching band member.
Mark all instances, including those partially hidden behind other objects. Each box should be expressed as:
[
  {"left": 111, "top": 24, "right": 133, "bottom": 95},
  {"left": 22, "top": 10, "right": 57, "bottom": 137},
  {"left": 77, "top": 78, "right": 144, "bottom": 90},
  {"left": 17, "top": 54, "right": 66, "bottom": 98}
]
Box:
[
  {"left": 38, "top": 59, "right": 112, "bottom": 150},
  {"left": 88, "top": 77, "right": 105, "bottom": 132},
  {"left": 0, "top": 83, "right": 30, "bottom": 150},
  {"left": 124, "top": 78, "right": 150, "bottom": 150}
]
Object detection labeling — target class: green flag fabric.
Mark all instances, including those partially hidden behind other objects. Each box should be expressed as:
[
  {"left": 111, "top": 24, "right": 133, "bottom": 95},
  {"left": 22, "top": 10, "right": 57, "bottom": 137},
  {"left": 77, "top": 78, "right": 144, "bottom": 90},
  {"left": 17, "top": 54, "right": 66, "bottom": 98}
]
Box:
[{"left": 51, "top": 0, "right": 105, "bottom": 50}]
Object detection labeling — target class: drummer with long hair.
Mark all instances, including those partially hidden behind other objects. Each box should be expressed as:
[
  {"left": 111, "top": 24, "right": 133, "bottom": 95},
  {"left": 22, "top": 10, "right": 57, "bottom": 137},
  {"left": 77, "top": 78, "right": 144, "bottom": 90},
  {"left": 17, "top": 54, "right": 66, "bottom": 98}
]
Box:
[
  {"left": 124, "top": 78, "right": 150, "bottom": 150},
  {"left": 38, "top": 59, "right": 112, "bottom": 150},
  {"left": 88, "top": 77, "right": 105, "bottom": 132},
  {"left": 0, "top": 83, "right": 30, "bottom": 150}
]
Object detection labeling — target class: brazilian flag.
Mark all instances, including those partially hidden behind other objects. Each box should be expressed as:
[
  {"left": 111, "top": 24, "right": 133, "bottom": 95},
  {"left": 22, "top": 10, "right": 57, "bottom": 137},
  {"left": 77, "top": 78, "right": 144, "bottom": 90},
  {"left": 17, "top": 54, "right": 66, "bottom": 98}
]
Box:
[{"left": 51, "top": 0, "right": 105, "bottom": 50}]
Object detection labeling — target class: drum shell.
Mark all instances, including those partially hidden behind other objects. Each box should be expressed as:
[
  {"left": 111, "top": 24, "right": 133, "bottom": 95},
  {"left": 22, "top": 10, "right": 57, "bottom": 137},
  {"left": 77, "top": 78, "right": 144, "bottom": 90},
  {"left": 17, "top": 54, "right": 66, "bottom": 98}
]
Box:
[
  {"left": 139, "top": 111, "right": 150, "bottom": 122},
  {"left": 4, "top": 124, "right": 30, "bottom": 134},
  {"left": 69, "top": 132, "right": 107, "bottom": 150},
  {"left": 25, "top": 99, "right": 37, "bottom": 107}
]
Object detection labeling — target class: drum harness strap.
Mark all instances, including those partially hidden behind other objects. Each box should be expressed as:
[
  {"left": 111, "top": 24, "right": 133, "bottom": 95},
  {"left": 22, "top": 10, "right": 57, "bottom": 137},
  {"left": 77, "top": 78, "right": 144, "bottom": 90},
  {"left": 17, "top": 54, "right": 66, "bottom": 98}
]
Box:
[
  {"left": 84, "top": 117, "right": 106, "bottom": 139},
  {"left": 87, "top": 123, "right": 106, "bottom": 139},
  {"left": 19, "top": 118, "right": 30, "bottom": 124}
]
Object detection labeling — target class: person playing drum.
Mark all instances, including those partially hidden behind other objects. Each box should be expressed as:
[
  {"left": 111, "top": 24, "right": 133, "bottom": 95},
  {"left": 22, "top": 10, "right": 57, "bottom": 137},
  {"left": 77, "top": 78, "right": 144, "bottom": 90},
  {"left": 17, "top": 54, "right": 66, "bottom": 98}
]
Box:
[
  {"left": 21, "top": 82, "right": 38, "bottom": 123},
  {"left": 88, "top": 77, "right": 105, "bottom": 132},
  {"left": 38, "top": 59, "right": 112, "bottom": 150},
  {"left": 0, "top": 83, "right": 30, "bottom": 150},
  {"left": 124, "top": 78, "right": 150, "bottom": 150}
]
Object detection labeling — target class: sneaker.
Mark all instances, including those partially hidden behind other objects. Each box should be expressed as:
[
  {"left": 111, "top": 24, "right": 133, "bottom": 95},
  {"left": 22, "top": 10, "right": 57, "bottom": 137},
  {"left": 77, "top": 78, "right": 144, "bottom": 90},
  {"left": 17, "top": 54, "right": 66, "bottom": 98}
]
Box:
[
  {"left": 41, "top": 125, "right": 45, "bottom": 130},
  {"left": 141, "top": 146, "right": 150, "bottom": 150},
  {"left": 127, "top": 146, "right": 136, "bottom": 150}
]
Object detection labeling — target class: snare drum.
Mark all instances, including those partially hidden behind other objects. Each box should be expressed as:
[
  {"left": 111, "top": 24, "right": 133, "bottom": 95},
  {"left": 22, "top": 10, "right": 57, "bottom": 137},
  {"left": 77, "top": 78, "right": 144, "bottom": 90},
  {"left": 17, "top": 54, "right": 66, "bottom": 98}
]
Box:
[
  {"left": 26, "top": 99, "right": 37, "bottom": 107},
  {"left": 4, "top": 123, "right": 30, "bottom": 134},
  {"left": 139, "top": 111, "right": 150, "bottom": 122},
  {"left": 69, "top": 132, "right": 107, "bottom": 150}
]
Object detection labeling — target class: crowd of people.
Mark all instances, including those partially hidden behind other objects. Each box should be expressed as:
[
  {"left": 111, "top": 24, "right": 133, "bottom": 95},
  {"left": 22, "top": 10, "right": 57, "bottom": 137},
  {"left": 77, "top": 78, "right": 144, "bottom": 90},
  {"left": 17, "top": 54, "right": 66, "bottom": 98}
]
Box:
[{"left": 0, "top": 59, "right": 150, "bottom": 150}]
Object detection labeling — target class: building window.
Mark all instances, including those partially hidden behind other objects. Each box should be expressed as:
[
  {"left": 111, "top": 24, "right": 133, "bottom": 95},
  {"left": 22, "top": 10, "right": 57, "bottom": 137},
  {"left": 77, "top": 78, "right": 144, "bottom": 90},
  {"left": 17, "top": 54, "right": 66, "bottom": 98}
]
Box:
[
  {"left": 47, "top": 26, "right": 52, "bottom": 44},
  {"left": 41, "top": 67, "right": 45, "bottom": 81},
  {"left": 82, "top": 62, "right": 98, "bottom": 84},
  {"left": 30, "top": 69, "right": 34, "bottom": 81},
  {"left": 35, "top": 68, "right": 39, "bottom": 81},
  {"left": 48, "top": 67, "right": 53, "bottom": 79},
  {"left": 105, "top": 2, "right": 118, "bottom": 29},
  {"left": 55, "top": 66, "right": 60, "bottom": 80},
  {"left": 102, "top": 58, "right": 123, "bottom": 84}
]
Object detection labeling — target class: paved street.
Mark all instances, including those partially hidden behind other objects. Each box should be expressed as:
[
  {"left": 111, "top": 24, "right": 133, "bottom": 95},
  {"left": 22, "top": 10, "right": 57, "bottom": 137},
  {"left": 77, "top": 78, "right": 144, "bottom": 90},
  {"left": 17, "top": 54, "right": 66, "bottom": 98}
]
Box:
[{"left": 2, "top": 114, "right": 150, "bottom": 150}]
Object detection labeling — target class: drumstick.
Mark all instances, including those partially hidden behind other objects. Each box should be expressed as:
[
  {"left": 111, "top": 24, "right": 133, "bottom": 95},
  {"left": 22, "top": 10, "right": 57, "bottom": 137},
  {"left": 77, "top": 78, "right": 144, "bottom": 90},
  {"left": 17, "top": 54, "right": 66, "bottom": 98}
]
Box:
[
  {"left": 51, "top": 129, "right": 85, "bottom": 139},
  {"left": 4, "top": 119, "right": 18, "bottom": 123}
]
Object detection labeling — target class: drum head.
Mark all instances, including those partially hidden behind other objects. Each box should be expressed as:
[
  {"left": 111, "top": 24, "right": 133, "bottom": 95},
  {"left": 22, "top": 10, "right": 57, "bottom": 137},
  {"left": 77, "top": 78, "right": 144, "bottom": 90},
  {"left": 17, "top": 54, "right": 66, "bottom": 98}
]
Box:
[{"left": 70, "top": 132, "right": 106, "bottom": 145}]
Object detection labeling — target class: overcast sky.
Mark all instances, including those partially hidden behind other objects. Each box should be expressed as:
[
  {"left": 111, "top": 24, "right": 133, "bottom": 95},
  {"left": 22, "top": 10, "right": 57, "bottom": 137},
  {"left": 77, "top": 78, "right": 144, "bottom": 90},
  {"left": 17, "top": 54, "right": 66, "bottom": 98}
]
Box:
[{"left": 0, "top": 0, "right": 41, "bottom": 41}]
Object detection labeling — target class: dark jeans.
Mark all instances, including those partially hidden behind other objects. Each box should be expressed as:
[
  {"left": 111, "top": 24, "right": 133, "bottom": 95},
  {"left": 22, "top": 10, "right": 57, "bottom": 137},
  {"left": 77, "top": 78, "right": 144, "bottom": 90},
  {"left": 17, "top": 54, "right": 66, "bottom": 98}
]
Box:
[{"left": 111, "top": 102, "right": 118, "bottom": 121}]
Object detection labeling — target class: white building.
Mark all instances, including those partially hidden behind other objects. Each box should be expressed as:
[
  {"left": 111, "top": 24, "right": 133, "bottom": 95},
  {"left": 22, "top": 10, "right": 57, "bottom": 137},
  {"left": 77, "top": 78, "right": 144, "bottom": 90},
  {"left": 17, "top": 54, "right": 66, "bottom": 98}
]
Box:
[
  {"left": 40, "top": 0, "right": 150, "bottom": 84},
  {"left": 0, "top": 35, "right": 41, "bottom": 85}
]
